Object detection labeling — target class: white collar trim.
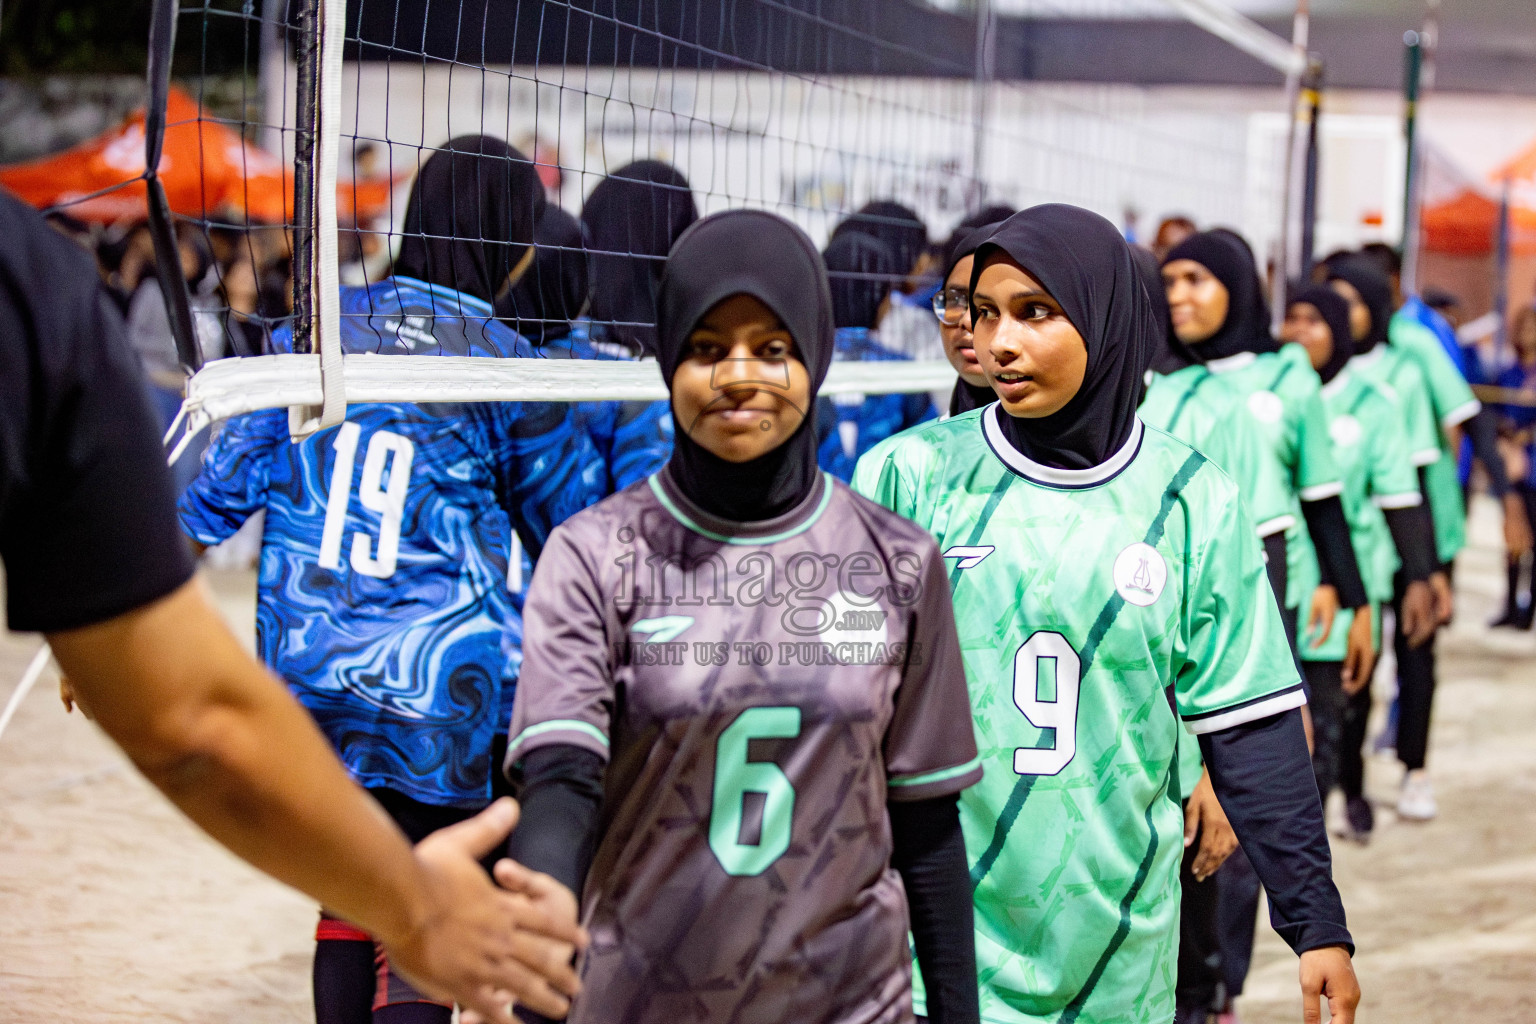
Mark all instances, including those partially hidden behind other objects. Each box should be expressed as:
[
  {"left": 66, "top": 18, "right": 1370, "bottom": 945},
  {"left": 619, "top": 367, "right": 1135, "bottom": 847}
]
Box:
[
  {"left": 1320, "top": 368, "right": 1352, "bottom": 399},
  {"left": 1349, "top": 347, "right": 1386, "bottom": 370},
  {"left": 1205, "top": 351, "right": 1258, "bottom": 374},
  {"left": 982, "top": 405, "right": 1145, "bottom": 489}
]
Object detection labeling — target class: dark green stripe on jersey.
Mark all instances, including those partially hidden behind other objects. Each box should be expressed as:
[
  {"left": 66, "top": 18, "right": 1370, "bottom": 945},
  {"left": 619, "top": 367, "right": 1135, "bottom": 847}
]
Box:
[
  {"left": 1055, "top": 801, "right": 1163, "bottom": 1024},
  {"left": 969, "top": 450, "right": 1207, "bottom": 890},
  {"left": 948, "top": 472, "right": 1016, "bottom": 590}
]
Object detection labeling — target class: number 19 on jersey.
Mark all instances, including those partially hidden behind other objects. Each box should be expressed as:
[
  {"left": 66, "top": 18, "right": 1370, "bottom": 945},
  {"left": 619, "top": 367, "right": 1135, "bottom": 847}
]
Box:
[{"left": 319, "top": 422, "right": 416, "bottom": 579}]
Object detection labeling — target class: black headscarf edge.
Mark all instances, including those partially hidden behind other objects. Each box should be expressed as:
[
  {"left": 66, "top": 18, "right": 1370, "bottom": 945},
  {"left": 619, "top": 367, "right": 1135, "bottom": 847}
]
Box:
[
  {"left": 966, "top": 204, "right": 1156, "bottom": 471},
  {"left": 655, "top": 210, "right": 834, "bottom": 522}
]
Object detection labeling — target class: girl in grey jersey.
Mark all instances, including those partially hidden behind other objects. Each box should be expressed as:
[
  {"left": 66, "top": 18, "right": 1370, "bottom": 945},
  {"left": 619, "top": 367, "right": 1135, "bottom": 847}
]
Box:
[{"left": 504, "top": 210, "right": 982, "bottom": 1024}]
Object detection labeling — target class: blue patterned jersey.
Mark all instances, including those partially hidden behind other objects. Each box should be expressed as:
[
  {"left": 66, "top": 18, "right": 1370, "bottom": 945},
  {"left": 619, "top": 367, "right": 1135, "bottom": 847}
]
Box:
[
  {"left": 817, "top": 327, "right": 938, "bottom": 482},
  {"left": 179, "top": 277, "right": 605, "bottom": 807},
  {"left": 546, "top": 322, "right": 673, "bottom": 492}
]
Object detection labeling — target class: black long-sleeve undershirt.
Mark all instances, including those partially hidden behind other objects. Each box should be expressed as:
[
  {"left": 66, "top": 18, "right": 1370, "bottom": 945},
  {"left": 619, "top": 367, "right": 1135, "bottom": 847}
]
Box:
[
  {"left": 506, "top": 743, "right": 980, "bottom": 1024},
  {"left": 1463, "top": 407, "right": 1509, "bottom": 499},
  {"left": 505, "top": 745, "right": 604, "bottom": 898},
  {"left": 1417, "top": 466, "right": 1445, "bottom": 570},
  {"left": 1199, "top": 708, "right": 1353, "bottom": 956},
  {"left": 889, "top": 795, "right": 980, "bottom": 1024},
  {"left": 1300, "top": 494, "right": 1369, "bottom": 609},
  {"left": 1262, "top": 532, "right": 1288, "bottom": 611},
  {"left": 1383, "top": 503, "right": 1437, "bottom": 583}
]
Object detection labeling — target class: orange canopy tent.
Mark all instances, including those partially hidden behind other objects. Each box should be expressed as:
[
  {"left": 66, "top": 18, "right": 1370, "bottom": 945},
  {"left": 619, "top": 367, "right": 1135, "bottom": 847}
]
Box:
[
  {"left": 1420, "top": 135, "right": 1536, "bottom": 258},
  {"left": 0, "top": 87, "right": 394, "bottom": 225},
  {"left": 1421, "top": 191, "right": 1536, "bottom": 257}
]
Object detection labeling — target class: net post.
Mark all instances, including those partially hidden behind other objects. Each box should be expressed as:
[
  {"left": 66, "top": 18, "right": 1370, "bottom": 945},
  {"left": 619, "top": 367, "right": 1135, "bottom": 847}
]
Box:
[
  {"left": 1298, "top": 58, "right": 1324, "bottom": 281},
  {"left": 288, "top": 0, "right": 347, "bottom": 439},
  {"left": 1399, "top": 29, "right": 1424, "bottom": 297},
  {"left": 144, "top": 0, "right": 203, "bottom": 375}
]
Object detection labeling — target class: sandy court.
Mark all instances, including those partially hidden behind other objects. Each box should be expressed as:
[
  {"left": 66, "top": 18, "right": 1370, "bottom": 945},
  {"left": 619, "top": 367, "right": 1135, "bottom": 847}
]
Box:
[{"left": 1, "top": 498, "right": 1534, "bottom": 1022}]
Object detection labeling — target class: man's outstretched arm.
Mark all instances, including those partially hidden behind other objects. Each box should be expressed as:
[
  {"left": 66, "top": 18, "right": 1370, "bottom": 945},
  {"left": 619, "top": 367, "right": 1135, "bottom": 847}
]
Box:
[{"left": 47, "top": 578, "right": 584, "bottom": 1023}]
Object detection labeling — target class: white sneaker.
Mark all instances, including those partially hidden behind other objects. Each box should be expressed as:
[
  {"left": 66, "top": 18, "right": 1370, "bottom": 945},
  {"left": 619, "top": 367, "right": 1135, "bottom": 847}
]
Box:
[{"left": 1397, "top": 770, "right": 1438, "bottom": 821}]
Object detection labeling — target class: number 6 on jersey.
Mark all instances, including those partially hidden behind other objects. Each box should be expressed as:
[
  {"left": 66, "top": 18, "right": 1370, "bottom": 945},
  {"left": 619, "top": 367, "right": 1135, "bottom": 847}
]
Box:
[
  {"left": 1012, "top": 631, "right": 1081, "bottom": 776},
  {"left": 709, "top": 706, "right": 800, "bottom": 876}
]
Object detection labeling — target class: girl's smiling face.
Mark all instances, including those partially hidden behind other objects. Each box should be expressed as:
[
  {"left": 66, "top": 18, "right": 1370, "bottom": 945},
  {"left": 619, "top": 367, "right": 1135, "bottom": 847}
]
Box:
[
  {"left": 670, "top": 293, "right": 811, "bottom": 462},
  {"left": 971, "top": 253, "right": 1088, "bottom": 419}
]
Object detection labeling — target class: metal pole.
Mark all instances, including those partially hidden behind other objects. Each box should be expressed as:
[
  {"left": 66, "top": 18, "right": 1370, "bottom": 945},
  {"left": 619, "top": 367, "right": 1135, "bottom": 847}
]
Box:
[
  {"left": 1495, "top": 176, "right": 1512, "bottom": 364},
  {"left": 1271, "top": 0, "right": 1309, "bottom": 334},
  {"left": 1299, "top": 59, "right": 1324, "bottom": 281},
  {"left": 291, "top": 0, "right": 318, "bottom": 356},
  {"left": 1400, "top": 30, "right": 1424, "bottom": 296},
  {"left": 258, "top": 0, "right": 285, "bottom": 154},
  {"left": 971, "top": 0, "right": 997, "bottom": 209}
]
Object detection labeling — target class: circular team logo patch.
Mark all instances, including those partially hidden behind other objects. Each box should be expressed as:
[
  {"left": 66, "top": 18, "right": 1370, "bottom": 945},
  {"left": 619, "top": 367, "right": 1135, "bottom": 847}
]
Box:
[
  {"left": 1247, "top": 389, "right": 1284, "bottom": 424},
  {"left": 1113, "top": 542, "right": 1168, "bottom": 607},
  {"left": 1330, "top": 413, "right": 1363, "bottom": 448}
]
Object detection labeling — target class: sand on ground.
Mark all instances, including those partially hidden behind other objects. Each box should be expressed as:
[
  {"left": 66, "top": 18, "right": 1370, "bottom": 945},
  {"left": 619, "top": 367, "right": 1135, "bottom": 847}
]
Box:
[{"left": 1, "top": 497, "right": 1533, "bottom": 1022}]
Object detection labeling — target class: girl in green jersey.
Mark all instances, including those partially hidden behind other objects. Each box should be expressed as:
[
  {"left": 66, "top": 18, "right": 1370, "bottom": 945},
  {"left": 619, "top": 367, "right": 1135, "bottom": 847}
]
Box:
[
  {"left": 1280, "top": 285, "right": 1440, "bottom": 811},
  {"left": 854, "top": 205, "right": 1359, "bottom": 1024}
]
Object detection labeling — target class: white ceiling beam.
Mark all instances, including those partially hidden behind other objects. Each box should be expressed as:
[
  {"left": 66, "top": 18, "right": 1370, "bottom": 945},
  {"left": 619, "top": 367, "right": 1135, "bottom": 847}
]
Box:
[{"left": 1160, "top": 0, "right": 1307, "bottom": 75}]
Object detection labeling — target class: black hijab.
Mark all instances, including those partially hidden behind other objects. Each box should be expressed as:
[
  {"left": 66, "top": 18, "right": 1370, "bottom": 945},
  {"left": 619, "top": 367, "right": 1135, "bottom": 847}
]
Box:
[
  {"left": 582, "top": 160, "right": 698, "bottom": 356},
  {"left": 971, "top": 204, "right": 1156, "bottom": 470},
  {"left": 1162, "top": 230, "right": 1277, "bottom": 360},
  {"left": 395, "top": 135, "right": 544, "bottom": 304},
  {"left": 494, "top": 204, "right": 588, "bottom": 345},
  {"left": 945, "top": 223, "right": 1002, "bottom": 417},
  {"left": 656, "top": 210, "right": 833, "bottom": 522},
  {"left": 1132, "top": 244, "right": 1195, "bottom": 375},
  {"left": 1325, "top": 256, "right": 1393, "bottom": 356},
  {"left": 832, "top": 201, "right": 928, "bottom": 278},
  {"left": 1288, "top": 284, "right": 1355, "bottom": 384},
  {"left": 823, "top": 231, "right": 897, "bottom": 331}
]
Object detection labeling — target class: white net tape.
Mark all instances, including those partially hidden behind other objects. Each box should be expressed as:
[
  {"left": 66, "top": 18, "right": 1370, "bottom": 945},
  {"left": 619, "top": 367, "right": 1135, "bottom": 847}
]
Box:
[{"left": 169, "top": 355, "right": 960, "bottom": 464}]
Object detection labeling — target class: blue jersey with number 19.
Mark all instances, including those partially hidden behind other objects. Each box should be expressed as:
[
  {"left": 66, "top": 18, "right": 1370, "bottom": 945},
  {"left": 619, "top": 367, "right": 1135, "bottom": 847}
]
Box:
[
  {"left": 853, "top": 406, "right": 1303, "bottom": 1024},
  {"left": 178, "top": 277, "right": 605, "bottom": 807}
]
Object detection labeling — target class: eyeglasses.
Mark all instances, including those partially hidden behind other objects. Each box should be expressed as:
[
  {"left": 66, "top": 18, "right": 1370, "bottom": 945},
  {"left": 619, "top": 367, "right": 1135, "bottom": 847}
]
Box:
[{"left": 931, "top": 287, "right": 970, "bottom": 326}]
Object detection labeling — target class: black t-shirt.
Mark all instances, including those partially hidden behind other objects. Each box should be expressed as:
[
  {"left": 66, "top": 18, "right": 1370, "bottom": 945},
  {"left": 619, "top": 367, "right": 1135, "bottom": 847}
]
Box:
[{"left": 0, "top": 191, "right": 195, "bottom": 632}]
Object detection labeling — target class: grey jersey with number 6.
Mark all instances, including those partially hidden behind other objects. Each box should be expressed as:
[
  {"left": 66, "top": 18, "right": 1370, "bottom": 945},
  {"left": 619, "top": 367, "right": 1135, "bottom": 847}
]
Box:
[{"left": 506, "top": 468, "right": 981, "bottom": 1024}]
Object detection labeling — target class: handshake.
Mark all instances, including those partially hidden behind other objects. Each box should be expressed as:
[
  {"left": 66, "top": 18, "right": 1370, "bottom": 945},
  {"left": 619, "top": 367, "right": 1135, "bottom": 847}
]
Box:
[{"left": 376, "top": 797, "right": 584, "bottom": 1024}]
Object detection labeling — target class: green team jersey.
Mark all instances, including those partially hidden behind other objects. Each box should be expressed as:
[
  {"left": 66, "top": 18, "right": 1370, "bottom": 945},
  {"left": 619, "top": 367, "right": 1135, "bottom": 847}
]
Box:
[
  {"left": 1140, "top": 370, "right": 1296, "bottom": 540},
  {"left": 1141, "top": 370, "right": 1297, "bottom": 800},
  {"left": 1295, "top": 368, "right": 1423, "bottom": 662},
  {"left": 1173, "top": 350, "right": 1341, "bottom": 610},
  {"left": 1347, "top": 344, "right": 1442, "bottom": 566},
  {"left": 853, "top": 408, "right": 1305, "bottom": 1024},
  {"left": 1388, "top": 314, "right": 1482, "bottom": 563}
]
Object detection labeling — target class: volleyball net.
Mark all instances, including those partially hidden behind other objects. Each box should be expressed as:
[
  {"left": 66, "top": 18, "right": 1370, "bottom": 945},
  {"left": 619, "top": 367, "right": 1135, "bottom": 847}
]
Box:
[{"left": 153, "top": 0, "right": 1308, "bottom": 452}]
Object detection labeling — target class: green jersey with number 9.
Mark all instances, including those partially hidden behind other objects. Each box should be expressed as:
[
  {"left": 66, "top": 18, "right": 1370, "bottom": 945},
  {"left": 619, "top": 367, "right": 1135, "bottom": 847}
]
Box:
[{"left": 853, "top": 407, "right": 1304, "bottom": 1024}]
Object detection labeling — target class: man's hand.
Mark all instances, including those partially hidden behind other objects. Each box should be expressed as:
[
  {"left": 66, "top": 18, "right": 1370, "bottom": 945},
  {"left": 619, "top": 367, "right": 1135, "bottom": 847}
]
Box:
[
  {"left": 1340, "top": 609, "right": 1376, "bottom": 696},
  {"left": 1429, "top": 571, "right": 1454, "bottom": 626},
  {"left": 1307, "top": 585, "right": 1340, "bottom": 648},
  {"left": 461, "top": 862, "right": 585, "bottom": 1024},
  {"left": 1183, "top": 769, "right": 1237, "bottom": 882},
  {"left": 1503, "top": 492, "right": 1533, "bottom": 558},
  {"left": 1299, "top": 945, "right": 1360, "bottom": 1024},
  {"left": 380, "top": 799, "right": 586, "bottom": 1024}
]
